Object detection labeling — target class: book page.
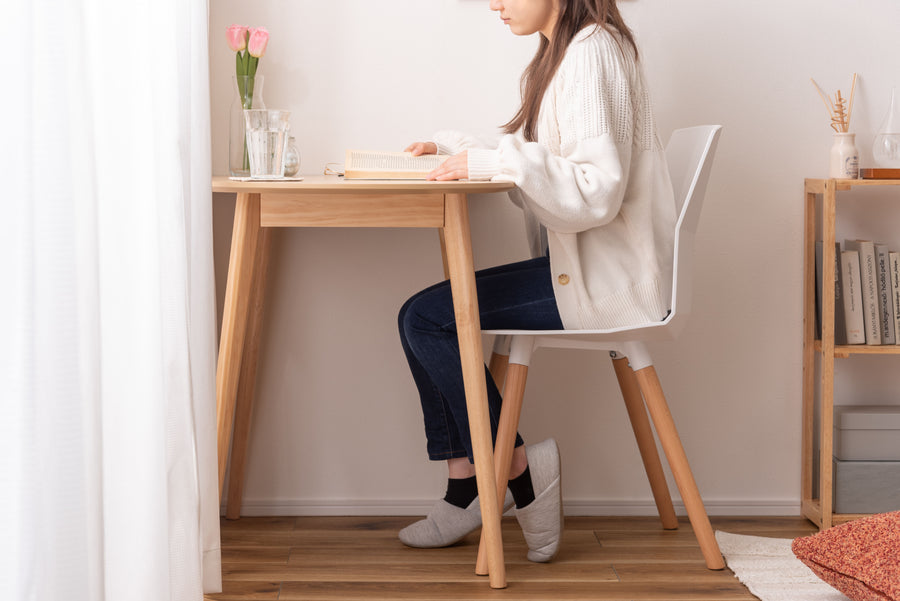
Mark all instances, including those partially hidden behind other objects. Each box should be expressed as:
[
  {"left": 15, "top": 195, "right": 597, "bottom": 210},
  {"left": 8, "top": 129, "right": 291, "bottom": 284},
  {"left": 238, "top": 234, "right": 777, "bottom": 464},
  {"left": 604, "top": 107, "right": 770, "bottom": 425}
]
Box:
[{"left": 344, "top": 150, "right": 449, "bottom": 179}]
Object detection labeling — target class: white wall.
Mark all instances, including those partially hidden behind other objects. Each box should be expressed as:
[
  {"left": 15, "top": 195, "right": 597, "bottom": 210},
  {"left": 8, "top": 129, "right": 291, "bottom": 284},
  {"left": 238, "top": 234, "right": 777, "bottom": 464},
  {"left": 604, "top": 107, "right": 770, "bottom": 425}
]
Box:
[{"left": 209, "top": 0, "right": 900, "bottom": 516}]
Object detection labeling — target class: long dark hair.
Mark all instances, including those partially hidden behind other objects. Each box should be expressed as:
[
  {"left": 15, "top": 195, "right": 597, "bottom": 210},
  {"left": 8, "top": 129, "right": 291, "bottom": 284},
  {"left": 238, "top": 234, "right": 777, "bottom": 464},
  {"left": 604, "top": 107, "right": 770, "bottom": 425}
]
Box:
[{"left": 503, "top": 0, "right": 637, "bottom": 141}]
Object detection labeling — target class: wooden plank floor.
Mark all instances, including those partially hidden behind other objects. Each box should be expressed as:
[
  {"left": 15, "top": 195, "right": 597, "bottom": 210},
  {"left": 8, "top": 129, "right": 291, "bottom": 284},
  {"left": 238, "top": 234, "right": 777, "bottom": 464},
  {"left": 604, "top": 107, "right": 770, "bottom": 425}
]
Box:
[{"left": 206, "top": 515, "right": 817, "bottom": 601}]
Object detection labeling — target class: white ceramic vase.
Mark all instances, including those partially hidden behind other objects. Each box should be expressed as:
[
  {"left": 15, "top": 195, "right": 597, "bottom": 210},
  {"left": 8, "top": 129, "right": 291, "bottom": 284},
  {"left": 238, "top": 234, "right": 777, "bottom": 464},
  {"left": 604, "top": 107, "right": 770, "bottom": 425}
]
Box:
[{"left": 829, "top": 132, "right": 859, "bottom": 179}]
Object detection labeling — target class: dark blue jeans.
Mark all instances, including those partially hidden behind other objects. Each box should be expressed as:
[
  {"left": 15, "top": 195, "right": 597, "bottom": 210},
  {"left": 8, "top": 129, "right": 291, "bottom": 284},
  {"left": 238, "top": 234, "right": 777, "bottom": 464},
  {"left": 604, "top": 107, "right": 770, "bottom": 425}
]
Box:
[{"left": 398, "top": 256, "right": 563, "bottom": 462}]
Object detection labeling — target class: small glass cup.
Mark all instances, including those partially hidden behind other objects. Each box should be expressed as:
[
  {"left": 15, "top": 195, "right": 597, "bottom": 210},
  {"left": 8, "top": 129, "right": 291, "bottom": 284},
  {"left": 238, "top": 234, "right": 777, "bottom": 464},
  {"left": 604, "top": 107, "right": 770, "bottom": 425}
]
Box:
[{"left": 243, "top": 109, "right": 292, "bottom": 178}]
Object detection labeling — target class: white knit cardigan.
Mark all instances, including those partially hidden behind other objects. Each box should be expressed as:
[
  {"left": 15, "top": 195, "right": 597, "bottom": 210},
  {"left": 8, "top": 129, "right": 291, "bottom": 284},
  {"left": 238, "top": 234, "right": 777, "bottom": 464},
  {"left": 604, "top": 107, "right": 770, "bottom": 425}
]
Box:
[{"left": 433, "top": 26, "right": 675, "bottom": 330}]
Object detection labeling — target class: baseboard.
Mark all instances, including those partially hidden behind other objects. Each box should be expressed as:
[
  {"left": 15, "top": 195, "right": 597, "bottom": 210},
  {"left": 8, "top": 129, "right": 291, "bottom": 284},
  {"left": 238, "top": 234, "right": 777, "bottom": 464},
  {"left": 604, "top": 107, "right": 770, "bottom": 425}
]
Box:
[
  {"left": 229, "top": 499, "right": 437, "bottom": 517},
  {"left": 223, "top": 497, "right": 802, "bottom": 517},
  {"left": 563, "top": 498, "right": 802, "bottom": 517}
]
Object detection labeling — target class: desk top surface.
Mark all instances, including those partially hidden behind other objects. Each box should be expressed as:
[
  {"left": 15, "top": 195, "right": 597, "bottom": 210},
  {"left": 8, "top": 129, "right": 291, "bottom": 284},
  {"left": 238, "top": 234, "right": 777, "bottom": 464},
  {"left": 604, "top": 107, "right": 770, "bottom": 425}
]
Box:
[{"left": 212, "top": 175, "right": 516, "bottom": 194}]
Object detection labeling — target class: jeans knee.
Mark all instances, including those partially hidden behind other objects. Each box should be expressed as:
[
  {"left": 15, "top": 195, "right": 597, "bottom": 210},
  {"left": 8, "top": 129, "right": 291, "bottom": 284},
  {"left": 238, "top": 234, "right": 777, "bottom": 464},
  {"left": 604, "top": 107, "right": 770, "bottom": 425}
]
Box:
[
  {"left": 401, "top": 295, "right": 431, "bottom": 339},
  {"left": 402, "top": 288, "right": 454, "bottom": 342},
  {"left": 398, "top": 294, "right": 416, "bottom": 338},
  {"left": 399, "top": 293, "right": 439, "bottom": 352}
]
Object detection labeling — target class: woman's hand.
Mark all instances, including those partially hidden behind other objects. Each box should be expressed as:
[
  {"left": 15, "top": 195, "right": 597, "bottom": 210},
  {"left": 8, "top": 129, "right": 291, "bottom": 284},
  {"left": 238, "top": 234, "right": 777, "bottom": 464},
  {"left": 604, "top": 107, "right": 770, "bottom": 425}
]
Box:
[
  {"left": 426, "top": 151, "right": 468, "bottom": 181},
  {"left": 404, "top": 142, "right": 437, "bottom": 156}
]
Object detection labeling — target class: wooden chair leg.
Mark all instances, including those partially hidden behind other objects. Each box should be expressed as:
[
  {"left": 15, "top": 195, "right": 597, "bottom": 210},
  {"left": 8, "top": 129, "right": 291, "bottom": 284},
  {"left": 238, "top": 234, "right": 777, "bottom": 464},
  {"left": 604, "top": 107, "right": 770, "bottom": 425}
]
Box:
[
  {"left": 476, "top": 361, "right": 529, "bottom": 575},
  {"left": 611, "top": 356, "right": 678, "bottom": 530},
  {"left": 488, "top": 351, "right": 510, "bottom": 395},
  {"left": 225, "top": 227, "right": 272, "bottom": 519},
  {"left": 634, "top": 365, "right": 725, "bottom": 570}
]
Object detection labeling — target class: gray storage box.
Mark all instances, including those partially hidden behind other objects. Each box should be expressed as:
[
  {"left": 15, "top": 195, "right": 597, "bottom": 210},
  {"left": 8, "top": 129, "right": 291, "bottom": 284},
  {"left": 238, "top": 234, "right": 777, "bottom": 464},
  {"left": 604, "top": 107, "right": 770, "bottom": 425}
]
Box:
[
  {"left": 833, "top": 458, "right": 900, "bottom": 514},
  {"left": 833, "top": 405, "right": 900, "bottom": 461}
]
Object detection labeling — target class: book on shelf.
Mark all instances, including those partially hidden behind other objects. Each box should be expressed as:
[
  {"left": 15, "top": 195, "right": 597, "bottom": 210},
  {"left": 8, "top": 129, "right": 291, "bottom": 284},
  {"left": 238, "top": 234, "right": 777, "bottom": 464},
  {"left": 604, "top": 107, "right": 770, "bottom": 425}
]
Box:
[
  {"left": 816, "top": 242, "right": 849, "bottom": 344},
  {"left": 876, "top": 244, "right": 897, "bottom": 344},
  {"left": 833, "top": 243, "right": 848, "bottom": 345},
  {"left": 343, "top": 150, "right": 449, "bottom": 179},
  {"left": 845, "top": 240, "right": 883, "bottom": 345},
  {"left": 891, "top": 252, "right": 900, "bottom": 344},
  {"left": 840, "top": 249, "right": 866, "bottom": 344}
]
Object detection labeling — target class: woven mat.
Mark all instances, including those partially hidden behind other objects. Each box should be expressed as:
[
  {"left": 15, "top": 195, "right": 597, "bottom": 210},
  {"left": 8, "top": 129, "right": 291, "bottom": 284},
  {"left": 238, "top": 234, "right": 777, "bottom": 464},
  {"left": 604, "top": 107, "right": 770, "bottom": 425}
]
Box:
[{"left": 715, "top": 531, "right": 850, "bottom": 601}]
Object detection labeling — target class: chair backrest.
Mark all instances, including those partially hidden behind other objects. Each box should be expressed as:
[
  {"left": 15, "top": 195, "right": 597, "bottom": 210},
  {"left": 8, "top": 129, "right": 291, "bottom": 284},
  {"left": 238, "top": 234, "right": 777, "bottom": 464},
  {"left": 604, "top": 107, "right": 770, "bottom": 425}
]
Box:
[
  {"left": 485, "top": 125, "right": 722, "bottom": 344},
  {"left": 664, "top": 125, "right": 722, "bottom": 333}
]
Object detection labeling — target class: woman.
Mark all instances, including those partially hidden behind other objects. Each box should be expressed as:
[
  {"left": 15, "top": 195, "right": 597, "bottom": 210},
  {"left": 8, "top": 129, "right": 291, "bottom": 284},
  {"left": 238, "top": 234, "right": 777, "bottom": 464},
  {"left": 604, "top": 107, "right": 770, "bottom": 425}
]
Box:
[{"left": 397, "top": 0, "right": 675, "bottom": 563}]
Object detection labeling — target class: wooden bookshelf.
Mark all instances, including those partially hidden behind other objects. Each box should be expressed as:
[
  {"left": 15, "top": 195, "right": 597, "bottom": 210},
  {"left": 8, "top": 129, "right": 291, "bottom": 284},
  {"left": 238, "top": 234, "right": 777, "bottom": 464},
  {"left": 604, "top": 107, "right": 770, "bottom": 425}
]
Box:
[
  {"left": 814, "top": 341, "right": 900, "bottom": 357},
  {"left": 801, "top": 177, "right": 900, "bottom": 529}
]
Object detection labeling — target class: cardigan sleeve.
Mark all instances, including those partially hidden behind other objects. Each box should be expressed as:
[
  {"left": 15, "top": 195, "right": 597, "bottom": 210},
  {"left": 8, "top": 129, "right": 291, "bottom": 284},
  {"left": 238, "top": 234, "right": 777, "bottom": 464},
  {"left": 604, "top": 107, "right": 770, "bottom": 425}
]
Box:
[
  {"left": 431, "top": 130, "right": 501, "bottom": 156},
  {"left": 466, "top": 32, "right": 637, "bottom": 235},
  {"left": 487, "top": 134, "right": 631, "bottom": 234}
]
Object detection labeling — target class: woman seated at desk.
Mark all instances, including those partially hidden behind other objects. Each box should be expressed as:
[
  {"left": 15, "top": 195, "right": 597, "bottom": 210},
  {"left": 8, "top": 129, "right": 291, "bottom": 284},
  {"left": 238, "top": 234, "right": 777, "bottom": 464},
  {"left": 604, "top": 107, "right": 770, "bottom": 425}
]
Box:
[{"left": 397, "top": 0, "right": 675, "bottom": 562}]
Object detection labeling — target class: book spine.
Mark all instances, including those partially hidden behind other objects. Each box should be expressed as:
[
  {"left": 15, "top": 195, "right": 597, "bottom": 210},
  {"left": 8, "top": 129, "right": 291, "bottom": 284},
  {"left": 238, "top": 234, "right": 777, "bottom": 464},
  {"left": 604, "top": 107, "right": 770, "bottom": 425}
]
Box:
[
  {"left": 846, "top": 240, "right": 882, "bottom": 345},
  {"left": 833, "top": 243, "right": 847, "bottom": 345},
  {"left": 841, "top": 250, "right": 866, "bottom": 344},
  {"left": 891, "top": 252, "right": 900, "bottom": 345},
  {"left": 875, "top": 244, "right": 896, "bottom": 344}
]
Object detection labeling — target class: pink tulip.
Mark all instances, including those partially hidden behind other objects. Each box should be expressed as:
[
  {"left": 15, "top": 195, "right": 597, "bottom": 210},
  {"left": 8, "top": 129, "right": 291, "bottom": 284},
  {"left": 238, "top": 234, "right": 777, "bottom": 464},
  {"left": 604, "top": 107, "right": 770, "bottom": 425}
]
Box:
[
  {"left": 247, "top": 27, "right": 269, "bottom": 58},
  {"left": 226, "top": 25, "right": 248, "bottom": 52}
]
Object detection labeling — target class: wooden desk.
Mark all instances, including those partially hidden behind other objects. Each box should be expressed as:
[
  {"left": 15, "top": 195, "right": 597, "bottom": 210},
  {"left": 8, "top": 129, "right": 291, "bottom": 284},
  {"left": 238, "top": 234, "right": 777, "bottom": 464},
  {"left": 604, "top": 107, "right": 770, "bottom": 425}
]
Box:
[{"left": 212, "top": 175, "right": 515, "bottom": 588}]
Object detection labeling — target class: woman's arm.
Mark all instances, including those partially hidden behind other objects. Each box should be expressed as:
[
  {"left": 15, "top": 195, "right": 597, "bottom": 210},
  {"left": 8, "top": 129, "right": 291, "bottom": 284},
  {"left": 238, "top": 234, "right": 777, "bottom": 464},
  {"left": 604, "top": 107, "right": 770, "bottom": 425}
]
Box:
[
  {"left": 406, "top": 131, "right": 503, "bottom": 180},
  {"left": 432, "top": 130, "right": 502, "bottom": 156},
  {"left": 469, "top": 33, "right": 639, "bottom": 234},
  {"left": 480, "top": 133, "right": 632, "bottom": 234}
]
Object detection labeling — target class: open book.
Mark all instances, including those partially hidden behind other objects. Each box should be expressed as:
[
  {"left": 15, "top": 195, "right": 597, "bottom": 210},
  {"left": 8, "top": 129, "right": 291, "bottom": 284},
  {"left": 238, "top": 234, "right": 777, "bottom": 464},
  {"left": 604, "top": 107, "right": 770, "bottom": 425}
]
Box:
[{"left": 344, "top": 150, "right": 449, "bottom": 179}]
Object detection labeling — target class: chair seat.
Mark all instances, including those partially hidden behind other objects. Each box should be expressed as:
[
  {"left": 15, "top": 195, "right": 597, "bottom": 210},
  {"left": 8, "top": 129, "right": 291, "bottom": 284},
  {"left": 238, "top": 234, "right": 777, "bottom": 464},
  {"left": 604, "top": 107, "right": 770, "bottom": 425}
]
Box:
[
  {"left": 482, "top": 312, "right": 678, "bottom": 344},
  {"left": 484, "top": 311, "right": 681, "bottom": 370}
]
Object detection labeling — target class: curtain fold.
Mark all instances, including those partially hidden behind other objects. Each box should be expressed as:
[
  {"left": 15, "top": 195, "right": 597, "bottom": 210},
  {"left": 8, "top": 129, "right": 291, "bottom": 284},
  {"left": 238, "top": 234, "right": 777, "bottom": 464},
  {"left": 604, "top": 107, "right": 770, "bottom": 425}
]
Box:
[{"left": 1, "top": 1, "right": 221, "bottom": 599}]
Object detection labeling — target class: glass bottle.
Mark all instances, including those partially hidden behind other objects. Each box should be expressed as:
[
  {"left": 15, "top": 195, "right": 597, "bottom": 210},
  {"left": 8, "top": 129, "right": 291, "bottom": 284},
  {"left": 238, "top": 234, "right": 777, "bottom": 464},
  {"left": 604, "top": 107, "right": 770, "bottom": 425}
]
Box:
[
  {"left": 873, "top": 87, "right": 900, "bottom": 168},
  {"left": 283, "top": 136, "right": 301, "bottom": 177},
  {"left": 229, "top": 74, "right": 265, "bottom": 176}
]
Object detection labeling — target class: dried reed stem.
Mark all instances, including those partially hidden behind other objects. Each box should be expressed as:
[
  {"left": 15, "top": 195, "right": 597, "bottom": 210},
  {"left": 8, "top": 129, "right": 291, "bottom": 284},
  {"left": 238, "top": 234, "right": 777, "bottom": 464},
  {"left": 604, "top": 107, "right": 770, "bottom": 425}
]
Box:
[
  {"left": 811, "top": 78, "right": 834, "bottom": 116},
  {"left": 811, "top": 74, "right": 857, "bottom": 134},
  {"left": 832, "top": 91, "right": 848, "bottom": 132}
]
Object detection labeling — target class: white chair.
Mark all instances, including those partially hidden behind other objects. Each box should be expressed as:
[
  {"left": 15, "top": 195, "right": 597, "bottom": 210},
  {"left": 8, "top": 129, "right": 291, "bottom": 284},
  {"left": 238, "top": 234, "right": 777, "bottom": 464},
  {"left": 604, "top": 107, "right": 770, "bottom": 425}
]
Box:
[{"left": 480, "top": 125, "right": 725, "bottom": 571}]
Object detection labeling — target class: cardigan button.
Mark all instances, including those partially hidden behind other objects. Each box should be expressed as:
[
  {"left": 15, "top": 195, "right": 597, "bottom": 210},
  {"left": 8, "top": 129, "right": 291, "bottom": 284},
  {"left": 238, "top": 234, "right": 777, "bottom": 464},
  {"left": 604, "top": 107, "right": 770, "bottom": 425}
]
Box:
[{"left": 557, "top": 274, "right": 570, "bottom": 285}]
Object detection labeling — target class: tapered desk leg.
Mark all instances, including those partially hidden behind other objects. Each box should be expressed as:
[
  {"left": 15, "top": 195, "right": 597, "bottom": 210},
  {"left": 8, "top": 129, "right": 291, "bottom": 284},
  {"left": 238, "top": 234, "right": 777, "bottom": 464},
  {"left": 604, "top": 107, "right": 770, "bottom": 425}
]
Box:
[
  {"left": 443, "top": 193, "right": 506, "bottom": 589},
  {"left": 225, "top": 227, "right": 273, "bottom": 519},
  {"left": 217, "top": 192, "right": 262, "bottom": 496}
]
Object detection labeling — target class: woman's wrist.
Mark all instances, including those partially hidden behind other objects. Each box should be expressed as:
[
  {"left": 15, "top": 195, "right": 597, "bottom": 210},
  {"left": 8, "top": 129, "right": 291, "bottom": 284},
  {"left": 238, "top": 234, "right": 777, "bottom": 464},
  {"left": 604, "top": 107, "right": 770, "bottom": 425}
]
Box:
[
  {"left": 434, "top": 140, "right": 453, "bottom": 156},
  {"left": 466, "top": 148, "right": 501, "bottom": 181}
]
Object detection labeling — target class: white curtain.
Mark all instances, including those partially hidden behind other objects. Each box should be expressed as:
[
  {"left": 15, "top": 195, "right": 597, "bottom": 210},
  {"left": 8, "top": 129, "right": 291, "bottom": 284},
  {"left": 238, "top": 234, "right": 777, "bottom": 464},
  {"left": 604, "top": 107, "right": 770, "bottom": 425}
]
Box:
[{"left": 1, "top": 1, "right": 221, "bottom": 600}]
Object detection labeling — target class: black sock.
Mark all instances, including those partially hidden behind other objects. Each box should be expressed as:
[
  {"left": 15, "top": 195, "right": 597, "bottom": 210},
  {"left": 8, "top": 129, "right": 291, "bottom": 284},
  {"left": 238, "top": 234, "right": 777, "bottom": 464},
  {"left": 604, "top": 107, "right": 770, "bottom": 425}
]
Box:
[
  {"left": 509, "top": 465, "right": 536, "bottom": 508},
  {"left": 443, "top": 475, "right": 478, "bottom": 508}
]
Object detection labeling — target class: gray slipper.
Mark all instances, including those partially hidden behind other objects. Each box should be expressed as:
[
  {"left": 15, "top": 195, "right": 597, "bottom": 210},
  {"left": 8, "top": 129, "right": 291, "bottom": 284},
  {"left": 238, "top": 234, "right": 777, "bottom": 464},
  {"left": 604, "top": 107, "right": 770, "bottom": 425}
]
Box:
[
  {"left": 399, "top": 490, "right": 514, "bottom": 548},
  {"left": 515, "top": 438, "right": 563, "bottom": 562}
]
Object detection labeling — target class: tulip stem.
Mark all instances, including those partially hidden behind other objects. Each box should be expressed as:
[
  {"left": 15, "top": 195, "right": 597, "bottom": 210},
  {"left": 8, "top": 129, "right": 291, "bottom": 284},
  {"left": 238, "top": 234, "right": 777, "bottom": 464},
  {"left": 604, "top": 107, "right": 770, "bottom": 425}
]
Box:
[{"left": 240, "top": 75, "right": 256, "bottom": 173}]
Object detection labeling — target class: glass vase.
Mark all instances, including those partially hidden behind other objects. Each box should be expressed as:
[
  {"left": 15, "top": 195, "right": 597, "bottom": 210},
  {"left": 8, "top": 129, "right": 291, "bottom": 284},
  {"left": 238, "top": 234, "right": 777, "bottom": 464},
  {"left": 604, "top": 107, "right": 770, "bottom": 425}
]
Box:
[
  {"left": 873, "top": 87, "right": 900, "bottom": 168},
  {"left": 229, "top": 74, "right": 265, "bottom": 177}
]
